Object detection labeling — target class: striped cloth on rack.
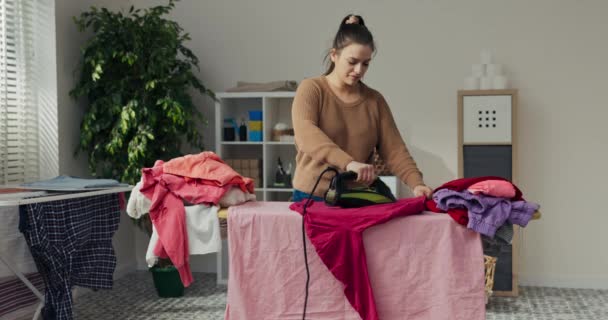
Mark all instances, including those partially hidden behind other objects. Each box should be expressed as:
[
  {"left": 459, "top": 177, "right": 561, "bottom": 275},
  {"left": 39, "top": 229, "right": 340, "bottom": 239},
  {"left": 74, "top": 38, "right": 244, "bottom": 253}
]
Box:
[
  {"left": 19, "top": 193, "right": 121, "bottom": 320},
  {"left": 0, "top": 272, "right": 44, "bottom": 317},
  {"left": 1, "top": 201, "right": 43, "bottom": 318}
]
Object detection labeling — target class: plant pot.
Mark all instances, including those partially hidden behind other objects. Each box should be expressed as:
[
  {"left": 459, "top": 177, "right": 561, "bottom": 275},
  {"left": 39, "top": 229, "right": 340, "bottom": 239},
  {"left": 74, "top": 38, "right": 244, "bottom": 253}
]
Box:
[{"left": 150, "top": 265, "right": 184, "bottom": 298}]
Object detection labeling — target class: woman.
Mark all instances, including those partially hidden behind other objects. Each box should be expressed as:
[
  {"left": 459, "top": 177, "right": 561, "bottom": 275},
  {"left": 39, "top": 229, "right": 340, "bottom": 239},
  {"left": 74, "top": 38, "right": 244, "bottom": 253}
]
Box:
[{"left": 291, "top": 14, "right": 433, "bottom": 201}]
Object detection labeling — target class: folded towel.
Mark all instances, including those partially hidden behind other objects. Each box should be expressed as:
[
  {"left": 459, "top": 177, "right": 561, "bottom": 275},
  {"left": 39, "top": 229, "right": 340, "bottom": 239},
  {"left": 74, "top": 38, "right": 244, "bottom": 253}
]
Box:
[
  {"left": 126, "top": 181, "right": 151, "bottom": 219},
  {"left": 146, "top": 205, "right": 221, "bottom": 267},
  {"left": 226, "top": 80, "right": 298, "bottom": 92},
  {"left": 218, "top": 186, "right": 256, "bottom": 207}
]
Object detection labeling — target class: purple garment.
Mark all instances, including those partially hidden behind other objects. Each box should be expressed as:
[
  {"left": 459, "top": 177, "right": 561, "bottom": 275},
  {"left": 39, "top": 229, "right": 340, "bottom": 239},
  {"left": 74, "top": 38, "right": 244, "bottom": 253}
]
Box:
[{"left": 433, "top": 189, "right": 539, "bottom": 237}]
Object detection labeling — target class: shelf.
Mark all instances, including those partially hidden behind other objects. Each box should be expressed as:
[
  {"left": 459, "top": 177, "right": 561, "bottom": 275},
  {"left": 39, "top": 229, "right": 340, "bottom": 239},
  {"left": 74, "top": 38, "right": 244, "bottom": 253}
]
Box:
[
  {"left": 220, "top": 141, "right": 294, "bottom": 146},
  {"left": 221, "top": 141, "right": 263, "bottom": 145},
  {"left": 217, "top": 92, "right": 296, "bottom": 99},
  {"left": 251, "top": 188, "right": 293, "bottom": 193},
  {"left": 264, "top": 188, "right": 294, "bottom": 192},
  {"left": 216, "top": 91, "right": 296, "bottom": 201}
]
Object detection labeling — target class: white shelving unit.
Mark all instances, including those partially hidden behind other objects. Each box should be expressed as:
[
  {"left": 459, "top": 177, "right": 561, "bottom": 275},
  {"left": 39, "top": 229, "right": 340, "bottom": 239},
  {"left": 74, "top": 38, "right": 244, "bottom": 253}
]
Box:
[
  {"left": 214, "top": 91, "right": 297, "bottom": 202},
  {"left": 214, "top": 91, "right": 297, "bottom": 284}
]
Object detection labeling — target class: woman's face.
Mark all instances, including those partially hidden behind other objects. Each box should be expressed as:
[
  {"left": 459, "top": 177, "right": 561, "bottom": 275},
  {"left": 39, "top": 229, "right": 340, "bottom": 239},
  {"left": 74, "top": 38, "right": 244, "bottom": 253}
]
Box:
[{"left": 330, "top": 43, "right": 373, "bottom": 87}]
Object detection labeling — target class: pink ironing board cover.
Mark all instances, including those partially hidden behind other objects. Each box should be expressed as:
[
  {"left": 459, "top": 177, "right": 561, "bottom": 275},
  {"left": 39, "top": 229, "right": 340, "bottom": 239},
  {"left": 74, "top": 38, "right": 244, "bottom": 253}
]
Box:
[{"left": 225, "top": 201, "right": 486, "bottom": 320}]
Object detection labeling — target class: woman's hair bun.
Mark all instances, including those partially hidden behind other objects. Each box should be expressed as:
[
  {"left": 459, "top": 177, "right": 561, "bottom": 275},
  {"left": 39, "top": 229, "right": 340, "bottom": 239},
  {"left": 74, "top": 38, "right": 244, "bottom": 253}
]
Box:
[{"left": 342, "top": 14, "right": 365, "bottom": 27}]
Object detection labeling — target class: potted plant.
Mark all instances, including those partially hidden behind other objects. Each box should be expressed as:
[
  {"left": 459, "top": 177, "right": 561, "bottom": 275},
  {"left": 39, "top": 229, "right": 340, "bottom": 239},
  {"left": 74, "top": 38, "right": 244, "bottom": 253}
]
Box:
[{"left": 70, "top": 0, "right": 215, "bottom": 297}]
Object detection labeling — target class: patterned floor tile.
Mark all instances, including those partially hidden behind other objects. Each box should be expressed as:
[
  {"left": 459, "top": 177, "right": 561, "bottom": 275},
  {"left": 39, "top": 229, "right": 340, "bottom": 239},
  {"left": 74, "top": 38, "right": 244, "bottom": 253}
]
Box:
[{"left": 73, "top": 272, "right": 608, "bottom": 320}]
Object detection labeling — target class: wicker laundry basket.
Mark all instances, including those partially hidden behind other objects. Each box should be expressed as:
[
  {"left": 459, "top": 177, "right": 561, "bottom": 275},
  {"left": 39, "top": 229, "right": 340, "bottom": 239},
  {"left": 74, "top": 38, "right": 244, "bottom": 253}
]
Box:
[{"left": 484, "top": 255, "right": 497, "bottom": 303}]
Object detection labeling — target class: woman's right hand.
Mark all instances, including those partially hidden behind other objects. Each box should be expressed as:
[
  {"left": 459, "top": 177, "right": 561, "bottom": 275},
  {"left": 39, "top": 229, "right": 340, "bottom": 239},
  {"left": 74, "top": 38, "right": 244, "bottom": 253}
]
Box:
[{"left": 346, "top": 161, "right": 376, "bottom": 185}]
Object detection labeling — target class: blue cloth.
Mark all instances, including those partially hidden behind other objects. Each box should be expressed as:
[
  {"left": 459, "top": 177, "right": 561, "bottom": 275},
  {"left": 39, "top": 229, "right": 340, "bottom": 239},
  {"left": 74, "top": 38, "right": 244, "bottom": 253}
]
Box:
[
  {"left": 292, "top": 189, "right": 323, "bottom": 202},
  {"left": 433, "top": 189, "right": 538, "bottom": 237},
  {"left": 21, "top": 175, "right": 128, "bottom": 191},
  {"left": 19, "top": 194, "right": 121, "bottom": 320}
]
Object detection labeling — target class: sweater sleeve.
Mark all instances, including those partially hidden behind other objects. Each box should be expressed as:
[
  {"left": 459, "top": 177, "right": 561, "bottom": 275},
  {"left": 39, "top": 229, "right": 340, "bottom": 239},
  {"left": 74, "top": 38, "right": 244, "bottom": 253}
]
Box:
[
  {"left": 292, "top": 79, "right": 354, "bottom": 170},
  {"left": 376, "top": 93, "right": 425, "bottom": 189}
]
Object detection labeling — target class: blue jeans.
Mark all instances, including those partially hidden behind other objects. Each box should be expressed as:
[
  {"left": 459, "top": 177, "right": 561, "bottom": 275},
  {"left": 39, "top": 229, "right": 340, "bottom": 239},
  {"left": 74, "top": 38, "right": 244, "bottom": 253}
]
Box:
[{"left": 292, "top": 189, "right": 323, "bottom": 202}]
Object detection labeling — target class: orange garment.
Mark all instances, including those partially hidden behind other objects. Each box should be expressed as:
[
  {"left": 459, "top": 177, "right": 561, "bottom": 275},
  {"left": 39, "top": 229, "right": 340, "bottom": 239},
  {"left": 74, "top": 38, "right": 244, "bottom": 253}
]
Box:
[
  {"left": 467, "top": 180, "right": 516, "bottom": 198},
  {"left": 163, "top": 151, "right": 255, "bottom": 193}
]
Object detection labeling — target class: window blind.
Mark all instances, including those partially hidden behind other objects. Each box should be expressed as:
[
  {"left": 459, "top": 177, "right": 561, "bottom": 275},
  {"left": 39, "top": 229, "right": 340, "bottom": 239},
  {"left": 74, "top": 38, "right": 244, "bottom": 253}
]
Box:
[{"left": 0, "top": 0, "right": 57, "bottom": 185}]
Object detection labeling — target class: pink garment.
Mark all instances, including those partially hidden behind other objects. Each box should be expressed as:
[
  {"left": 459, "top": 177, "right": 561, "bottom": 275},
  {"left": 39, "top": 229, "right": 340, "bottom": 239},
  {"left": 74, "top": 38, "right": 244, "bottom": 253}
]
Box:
[
  {"left": 225, "top": 202, "right": 486, "bottom": 320},
  {"left": 141, "top": 153, "right": 252, "bottom": 287},
  {"left": 467, "top": 179, "right": 516, "bottom": 198},
  {"left": 289, "top": 198, "right": 425, "bottom": 320},
  {"left": 163, "top": 151, "right": 254, "bottom": 193}
]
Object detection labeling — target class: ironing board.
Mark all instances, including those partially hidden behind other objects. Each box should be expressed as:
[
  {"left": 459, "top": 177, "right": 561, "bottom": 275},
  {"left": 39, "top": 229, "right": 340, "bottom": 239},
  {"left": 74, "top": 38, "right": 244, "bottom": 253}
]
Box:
[
  {"left": 224, "top": 201, "right": 487, "bottom": 319},
  {"left": 0, "top": 186, "right": 131, "bottom": 320}
]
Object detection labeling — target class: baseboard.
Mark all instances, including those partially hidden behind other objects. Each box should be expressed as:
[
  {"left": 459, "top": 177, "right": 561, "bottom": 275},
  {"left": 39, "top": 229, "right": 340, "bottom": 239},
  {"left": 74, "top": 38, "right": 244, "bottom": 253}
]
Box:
[
  {"left": 520, "top": 273, "right": 608, "bottom": 289},
  {"left": 114, "top": 262, "right": 137, "bottom": 280}
]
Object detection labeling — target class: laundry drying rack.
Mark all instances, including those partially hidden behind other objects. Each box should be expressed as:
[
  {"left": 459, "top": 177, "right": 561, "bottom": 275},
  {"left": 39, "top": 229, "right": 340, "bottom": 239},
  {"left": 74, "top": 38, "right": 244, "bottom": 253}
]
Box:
[{"left": 0, "top": 186, "right": 132, "bottom": 320}]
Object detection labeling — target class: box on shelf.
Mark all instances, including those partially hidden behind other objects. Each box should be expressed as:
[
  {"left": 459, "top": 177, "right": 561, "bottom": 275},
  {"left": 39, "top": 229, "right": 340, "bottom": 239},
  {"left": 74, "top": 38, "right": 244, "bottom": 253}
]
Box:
[
  {"left": 249, "top": 131, "right": 263, "bottom": 141},
  {"left": 249, "top": 121, "right": 263, "bottom": 131},
  {"left": 248, "top": 110, "right": 263, "bottom": 141},
  {"left": 225, "top": 158, "right": 262, "bottom": 188},
  {"left": 248, "top": 110, "right": 262, "bottom": 121}
]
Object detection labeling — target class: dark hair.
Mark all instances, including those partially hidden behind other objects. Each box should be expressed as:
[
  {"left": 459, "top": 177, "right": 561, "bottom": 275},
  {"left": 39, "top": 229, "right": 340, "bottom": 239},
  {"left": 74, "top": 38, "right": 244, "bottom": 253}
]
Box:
[{"left": 324, "top": 14, "right": 376, "bottom": 75}]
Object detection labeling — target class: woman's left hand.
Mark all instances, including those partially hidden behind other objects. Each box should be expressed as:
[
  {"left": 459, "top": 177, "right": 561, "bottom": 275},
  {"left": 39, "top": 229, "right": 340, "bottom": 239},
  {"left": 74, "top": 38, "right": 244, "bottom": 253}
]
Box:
[{"left": 413, "top": 185, "right": 433, "bottom": 199}]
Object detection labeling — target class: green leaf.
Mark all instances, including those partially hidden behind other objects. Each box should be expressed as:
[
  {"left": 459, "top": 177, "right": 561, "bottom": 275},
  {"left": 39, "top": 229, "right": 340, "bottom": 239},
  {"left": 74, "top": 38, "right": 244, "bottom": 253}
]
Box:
[
  {"left": 69, "top": 0, "right": 214, "bottom": 191},
  {"left": 145, "top": 80, "right": 156, "bottom": 90}
]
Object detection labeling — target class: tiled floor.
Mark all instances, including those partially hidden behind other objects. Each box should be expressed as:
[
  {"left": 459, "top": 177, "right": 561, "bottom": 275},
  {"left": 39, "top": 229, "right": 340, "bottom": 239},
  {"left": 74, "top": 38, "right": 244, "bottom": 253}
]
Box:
[{"left": 72, "top": 272, "right": 608, "bottom": 320}]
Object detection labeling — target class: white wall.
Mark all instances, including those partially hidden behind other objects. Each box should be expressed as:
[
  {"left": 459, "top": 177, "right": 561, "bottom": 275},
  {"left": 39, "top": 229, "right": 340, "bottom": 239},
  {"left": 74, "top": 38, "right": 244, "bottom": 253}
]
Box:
[
  {"left": 55, "top": 0, "right": 137, "bottom": 279},
  {"left": 124, "top": 0, "right": 608, "bottom": 288}
]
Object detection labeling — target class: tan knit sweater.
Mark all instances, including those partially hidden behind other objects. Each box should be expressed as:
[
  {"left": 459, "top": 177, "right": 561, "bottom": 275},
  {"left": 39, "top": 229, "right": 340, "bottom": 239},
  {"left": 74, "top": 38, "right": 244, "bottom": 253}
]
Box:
[{"left": 292, "top": 76, "right": 424, "bottom": 197}]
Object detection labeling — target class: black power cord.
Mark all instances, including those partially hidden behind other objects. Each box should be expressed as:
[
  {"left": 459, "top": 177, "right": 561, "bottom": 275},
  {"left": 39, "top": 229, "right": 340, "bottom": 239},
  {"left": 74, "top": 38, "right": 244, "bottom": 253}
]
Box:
[{"left": 301, "top": 167, "right": 338, "bottom": 320}]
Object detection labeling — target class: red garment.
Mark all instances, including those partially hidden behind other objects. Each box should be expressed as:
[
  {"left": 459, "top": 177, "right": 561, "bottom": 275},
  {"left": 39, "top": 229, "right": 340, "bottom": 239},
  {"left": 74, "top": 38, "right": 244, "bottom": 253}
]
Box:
[
  {"left": 289, "top": 197, "right": 426, "bottom": 320},
  {"left": 425, "top": 176, "right": 523, "bottom": 225},
  {"left": 118, "top": 192, "right": 126, "bottom": 210},
  {"left": 140, "top": 152, "right": 254, "bottom": 287},
  {"left": 425, "top": 198, "right": 468, "bottom": 225}
]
